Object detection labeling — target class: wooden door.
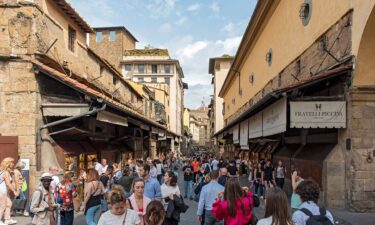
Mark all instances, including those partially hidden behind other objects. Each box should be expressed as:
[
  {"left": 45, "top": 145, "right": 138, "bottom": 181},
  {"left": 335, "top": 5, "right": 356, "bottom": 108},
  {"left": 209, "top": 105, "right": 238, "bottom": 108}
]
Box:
[{"left": 0, "top": 136, "right": 19, "bottom": 162}]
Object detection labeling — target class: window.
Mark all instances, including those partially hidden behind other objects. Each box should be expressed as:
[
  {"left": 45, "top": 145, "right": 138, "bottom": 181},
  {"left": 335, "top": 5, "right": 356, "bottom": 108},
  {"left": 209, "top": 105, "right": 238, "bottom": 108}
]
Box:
[
  {"left": 152, "top": 65, "right": 158, "bottom": 74},
  {"left": 125, "top": 64, "right": 132, "bottom": 71},
  {"left": 138, "top": 77, "right": 144, "bottom": 83},
  {"left": 138, "top": 64, "right": 145, "bottom": 73},
  {"left": 151, "top": 76, "right": 157, "bottom": 83},
  {"left": 96, "top": 32, "right": 102, "bottom": 42},
  {"left": 164, "top": 64, "right": 171, "bottom": 74},
  {"left": 109, "top": 31, "right": 116, "bottom": 41},
  {"left": 68, "top": 26, "right": 76, "bottom": 52},
  {"left": 164, "top": 77, "right": 170, "bottom": 84},
  {"left": 113, "top": 76, "right": 118, "bottom": 85}
]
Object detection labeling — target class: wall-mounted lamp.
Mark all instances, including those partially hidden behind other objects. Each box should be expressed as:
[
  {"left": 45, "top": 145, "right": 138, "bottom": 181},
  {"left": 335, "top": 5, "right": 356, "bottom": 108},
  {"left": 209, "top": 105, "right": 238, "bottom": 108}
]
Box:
[
  {"left": 265, "top": 48, "right": 272, "bottom": 66},
  {"left": 299, "top": 0, "right": 312, "bottom": 26}
]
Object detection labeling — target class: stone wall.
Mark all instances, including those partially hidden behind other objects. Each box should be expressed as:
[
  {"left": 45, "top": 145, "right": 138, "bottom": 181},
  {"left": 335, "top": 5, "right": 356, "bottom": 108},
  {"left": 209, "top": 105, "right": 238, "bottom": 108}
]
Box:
[{"left": 348, "top": 87, "right": 375, "bottom": 212}]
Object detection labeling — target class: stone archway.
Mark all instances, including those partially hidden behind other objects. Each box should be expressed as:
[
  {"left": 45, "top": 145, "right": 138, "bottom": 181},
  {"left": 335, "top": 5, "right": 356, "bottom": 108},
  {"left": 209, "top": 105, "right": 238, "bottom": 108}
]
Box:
[{"left": 354, "top": 5, "right": 375, "bottom": 85}]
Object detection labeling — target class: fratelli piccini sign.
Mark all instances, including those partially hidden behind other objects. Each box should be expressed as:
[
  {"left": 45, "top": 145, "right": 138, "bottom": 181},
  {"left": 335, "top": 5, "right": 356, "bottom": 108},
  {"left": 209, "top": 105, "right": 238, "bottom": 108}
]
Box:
[{"left": 290, "top": 101, "right": 346, "bottom": 128}]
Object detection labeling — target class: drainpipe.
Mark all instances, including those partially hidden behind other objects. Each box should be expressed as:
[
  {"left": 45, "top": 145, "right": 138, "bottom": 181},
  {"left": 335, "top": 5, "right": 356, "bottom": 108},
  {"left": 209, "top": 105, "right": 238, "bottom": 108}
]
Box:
[{"left": 36, "top": 104, "right": 106, "bottom": 171}]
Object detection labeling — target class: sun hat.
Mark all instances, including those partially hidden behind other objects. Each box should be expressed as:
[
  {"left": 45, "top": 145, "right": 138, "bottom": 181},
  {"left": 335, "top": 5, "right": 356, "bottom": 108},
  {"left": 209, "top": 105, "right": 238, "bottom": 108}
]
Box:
[{"left": 40, "top": 172, "right": 53, "bottom": 180}]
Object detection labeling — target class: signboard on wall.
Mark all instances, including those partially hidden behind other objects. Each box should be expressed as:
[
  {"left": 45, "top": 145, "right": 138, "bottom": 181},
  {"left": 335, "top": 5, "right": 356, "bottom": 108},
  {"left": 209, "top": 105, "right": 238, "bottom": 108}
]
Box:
[
  {"left": 290, "top": 101, "right": 346, "bottom": 128},
  {"left": 248, "top": 111, "right": 263, "bottom": 139},
  {"left": 263, "top": 97, "right": 287, "bottom": 136}
]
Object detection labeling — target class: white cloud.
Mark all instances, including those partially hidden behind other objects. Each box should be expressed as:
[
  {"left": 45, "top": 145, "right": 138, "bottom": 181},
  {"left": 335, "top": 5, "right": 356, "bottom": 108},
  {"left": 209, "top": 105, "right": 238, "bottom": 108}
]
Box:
[
  {"left": 223, "top": 22, "right": 235, "bottom": 33},
  {"left": 176, "top": 41, "right": 208, "bottom": 59},
  {"left": 187, "top": 3, "right": 201, "bottom": 11},
  {"left": 215, "top": 36, "right": 242, "bottom": 52},
  {"left": 175, "top": 17, "right": 187, "bottom": 25},
  {"left": 146, "top": 0, "right": 178, "bottom": 18},
  {"left": 159, "top": 23, "right": 172, "bottom": 33},
  {"left": 210, "top": 1, "right": 220, "bottom": 13}
]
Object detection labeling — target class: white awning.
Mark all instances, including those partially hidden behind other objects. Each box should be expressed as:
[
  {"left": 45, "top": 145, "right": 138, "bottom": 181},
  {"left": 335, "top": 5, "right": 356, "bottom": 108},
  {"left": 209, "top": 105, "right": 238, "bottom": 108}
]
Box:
[
  {"left": 231, "top": 124, "right": 239, "bottom": 144},
  {"left": 97, "top": 111, "right": 128, "bottom": 127},
  {"left": 249, "top": 111, "right": 263, "bottom": 139},
  {"left": 240, "top": 119, "right": 249, "bottom": 148},
  {"left": 263, "top": 97, "right": 287, "bottom": 136},
  {"left": 42, "top": 103, "right": 89, "bottom": 116},
  {"left": 290, "top": 101, "right": 346, "bottom": 128}
]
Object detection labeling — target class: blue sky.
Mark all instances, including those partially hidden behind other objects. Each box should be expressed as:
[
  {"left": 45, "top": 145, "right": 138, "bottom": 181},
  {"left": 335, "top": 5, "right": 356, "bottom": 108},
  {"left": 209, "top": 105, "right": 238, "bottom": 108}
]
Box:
[{"left": 70, "top": 0, "right": 257, "bottom": 109}]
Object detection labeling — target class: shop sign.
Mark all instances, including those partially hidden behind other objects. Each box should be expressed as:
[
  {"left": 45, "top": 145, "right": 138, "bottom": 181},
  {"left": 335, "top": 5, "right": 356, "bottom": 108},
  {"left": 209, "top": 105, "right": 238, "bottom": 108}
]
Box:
[
  {"left": 263, "top": 97, "right": 287, "bottom": 136},
  {"left": 290, "top": 101, "right": 346, "bottom": 128},
  {"left": 248, "top": 111, "right": 262, "bottom": 139},
  {"left": 240, "top": 119, "right": 249, "bottom": 148}
]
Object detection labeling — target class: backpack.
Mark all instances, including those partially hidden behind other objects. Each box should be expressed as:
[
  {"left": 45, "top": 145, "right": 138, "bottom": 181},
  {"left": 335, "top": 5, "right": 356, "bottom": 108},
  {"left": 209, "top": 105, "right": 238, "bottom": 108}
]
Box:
[
  {"left": 300, "top": 208, "right": 334, "bottom": 225},
  {"left": 204, "top": 163, "right": 211, "bottom": 174}
]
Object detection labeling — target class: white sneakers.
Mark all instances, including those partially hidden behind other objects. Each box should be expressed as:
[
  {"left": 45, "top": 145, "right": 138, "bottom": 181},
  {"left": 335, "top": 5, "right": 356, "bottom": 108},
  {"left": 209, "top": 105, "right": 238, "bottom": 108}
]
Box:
[{"left": 3, "top": 219, "right": 17, "bottom": 225}]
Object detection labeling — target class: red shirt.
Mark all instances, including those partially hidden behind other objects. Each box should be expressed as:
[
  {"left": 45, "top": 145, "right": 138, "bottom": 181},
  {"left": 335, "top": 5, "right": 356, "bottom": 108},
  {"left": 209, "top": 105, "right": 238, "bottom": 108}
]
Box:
[{"left": 191, "top": 161, "right": 200, "bottom": 173}]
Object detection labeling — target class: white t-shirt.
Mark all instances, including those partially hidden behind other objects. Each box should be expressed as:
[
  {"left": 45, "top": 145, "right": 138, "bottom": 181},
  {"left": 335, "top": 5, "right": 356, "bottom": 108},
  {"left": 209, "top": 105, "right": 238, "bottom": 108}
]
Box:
[
  {"left": 98, "top": 209, "right": 140, "bottom": 225},
  {"left": 0, "top": 171, "right": 8, "bottom": 194},
  {"left": 95, "top": 163, "right": 103, "bottom": 175},
  {"left": 160, "top": 183, "right": 180, "bottom": 198},
  {"left": 51, "top": 175, "right": 60, "bottom": 190}
]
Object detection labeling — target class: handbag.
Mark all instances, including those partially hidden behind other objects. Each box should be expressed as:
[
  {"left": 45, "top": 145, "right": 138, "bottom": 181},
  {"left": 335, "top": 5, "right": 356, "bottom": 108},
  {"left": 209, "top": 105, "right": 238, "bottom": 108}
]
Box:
[{"left": 11, "top": 198, "right": 27, "bottom": 211}]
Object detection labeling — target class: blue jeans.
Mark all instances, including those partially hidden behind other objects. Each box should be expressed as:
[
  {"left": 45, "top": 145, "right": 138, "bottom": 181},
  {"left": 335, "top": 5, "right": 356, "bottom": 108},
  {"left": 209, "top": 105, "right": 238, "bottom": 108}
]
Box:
[
  {"left": 85, "top": 205, "right": 101, "bottom": 225},
  {"left": 184, "top": 180, "right": 193, "bottom": 198},
  {"left": 60, "top": 210, "right": 74, "bottom": 225}
]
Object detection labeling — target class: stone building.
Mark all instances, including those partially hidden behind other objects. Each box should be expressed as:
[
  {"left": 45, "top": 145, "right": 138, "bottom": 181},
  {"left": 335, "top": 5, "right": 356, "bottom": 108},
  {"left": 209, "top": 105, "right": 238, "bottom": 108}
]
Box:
[
  {"left": 208, "top": 56, "right": 234, "bottom": 151},
  {"left": 215, "top": 0, "right": 375, "bottom": 212},
  {"left": 0, "top": 0, "right": 169, "bottom": 191},
  {"left": 189, "top": 101, "right": 211, "bottom": 148}
]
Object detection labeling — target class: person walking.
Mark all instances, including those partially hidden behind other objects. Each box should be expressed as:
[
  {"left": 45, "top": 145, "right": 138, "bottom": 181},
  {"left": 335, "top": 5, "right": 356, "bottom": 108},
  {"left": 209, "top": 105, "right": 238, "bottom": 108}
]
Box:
[
  {"left": 56, "top": 173, "right": 77, "bottom": 225},
  {"left": 227, "top": 160, "right": 238, "bottom": 178},
  {"left": 0, "top": 157, "right": 18, "bottom": 225},
  {"left": 83, "top": 168, "right": 105, "bottom": 225},
  {"left": 275, "top": 160, "right": 286, "bottom": 189},
  {"left": 212, "top": 178, "right": 253, "bottom": 225},
  {"left": 155, "top": 160, "right": 163, "bottom": 185},
  {"left": 145, "top": 200, "right": 165, "bottom": 225},
  {"left": 262, "top": 160, "right": 275, "bottom": 193},
  {"left": 291, "top": 169, "right": 304, "bottom": 210},
  {"left": 182, "top": 161, "right": 194, "bottom": 200},
  {"left": 139, "top": 164, "right": 161, "bottom": 201},
  {"left": 120, "top": 167, "right": 136, "bottom": 198},
  {"left": 12, "top": 161, "right": 28, "bottom": 217},
  {"left": 30, "top": 173, "right": 57, "bottom": 225},
  {"left": 217, "top": 167, "right": 228, "bottom": 187},
  {"left": 211, "top": 157, "right": 219, "bottom": 171},
  {"left": 98, "top": 187, "right": 140, "bottom": 225},
  {"left": 112, "top": 163, "right": 122, "bottom": 185},
  {"left": 191, "top": 158, "right": 200, "bottom": 184},
  {"left": 257, "top": 187, "right": 294, "bottom": 225},
  {"left": 292, "top": 180, "right": 334, "bottom": 225},
  {"left": 197, "top": 170, "right": 224, "bottom": 225},
  {"left": 254, "top": 164, "right": 264, "bottom": 199},
  {"left": 161, "top": 172, "right": 181, "bottom": 225},
  {"left": 127, "top": 178, "right": 151, "bottom": 225}
]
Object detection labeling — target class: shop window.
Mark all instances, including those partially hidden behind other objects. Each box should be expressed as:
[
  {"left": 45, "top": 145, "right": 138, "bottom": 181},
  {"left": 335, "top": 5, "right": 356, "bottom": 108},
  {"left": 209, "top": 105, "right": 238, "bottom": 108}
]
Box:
[{"left": 68, "top": 26, "right": 76, "bottom": 52}]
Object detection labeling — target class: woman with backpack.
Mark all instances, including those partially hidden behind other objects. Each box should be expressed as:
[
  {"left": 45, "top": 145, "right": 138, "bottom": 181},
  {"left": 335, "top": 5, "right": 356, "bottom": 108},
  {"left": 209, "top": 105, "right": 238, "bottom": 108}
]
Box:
[
  {"left": 83, "top": 168, "right": 105, "bottom": 225},
  {"left": 212, "top": 178, "right": 254, "bottom": 225},
  {"left": 13, "top": 160, "right": 28, "bottom": 217},
  {"left": 257, "top": 187, "right": 294, "bottom": 225},
  {"left": 0, "top": 157, "right": 18, "bottom": 225}
]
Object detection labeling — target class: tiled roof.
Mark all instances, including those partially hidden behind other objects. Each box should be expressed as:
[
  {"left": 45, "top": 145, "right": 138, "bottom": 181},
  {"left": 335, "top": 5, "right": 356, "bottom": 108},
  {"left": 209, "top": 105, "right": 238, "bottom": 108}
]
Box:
[
  {"left": 31, "top": 58, "right": 166, "bottom": 129},
  {"left": 52, "top": 0, "right": 94, "bottom": 33},
  {"left": 124, "top": 49, "right": 169, "bottom": 57}
]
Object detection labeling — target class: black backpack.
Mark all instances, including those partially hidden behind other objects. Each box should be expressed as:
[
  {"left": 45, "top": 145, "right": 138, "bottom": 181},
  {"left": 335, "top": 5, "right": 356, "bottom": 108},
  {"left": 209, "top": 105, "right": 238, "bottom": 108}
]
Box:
[{"left": 300, "top": 208, "right": 334, "bottom": 225}]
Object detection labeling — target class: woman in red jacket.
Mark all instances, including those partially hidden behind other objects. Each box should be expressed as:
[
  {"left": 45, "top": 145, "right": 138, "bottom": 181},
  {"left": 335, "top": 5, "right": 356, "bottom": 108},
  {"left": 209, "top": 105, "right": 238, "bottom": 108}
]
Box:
[{"left": 212, "top": 178, "right": 253, "bottom": 225}]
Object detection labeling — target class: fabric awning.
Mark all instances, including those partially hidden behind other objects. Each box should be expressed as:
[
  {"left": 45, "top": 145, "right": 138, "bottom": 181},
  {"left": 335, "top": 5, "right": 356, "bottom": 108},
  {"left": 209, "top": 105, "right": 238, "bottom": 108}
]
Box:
[
  {"left": 97, "top": 110, "right": 128, "bottom": 127},
  {"left": 231, "top": 124, "right": 239, "bottom": 144},
  {"left": 240, "top": 119, "right": 249, "bottom": 149},
  {"left": 42, "top": 103, "right": 89, "bottom": 116}
]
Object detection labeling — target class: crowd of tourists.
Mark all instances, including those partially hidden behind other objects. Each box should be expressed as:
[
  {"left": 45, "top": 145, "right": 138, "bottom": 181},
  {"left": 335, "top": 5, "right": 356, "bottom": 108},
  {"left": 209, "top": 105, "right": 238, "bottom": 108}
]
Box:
[{"left": 0, "top": 155, "right": 335, "bottom": 225}]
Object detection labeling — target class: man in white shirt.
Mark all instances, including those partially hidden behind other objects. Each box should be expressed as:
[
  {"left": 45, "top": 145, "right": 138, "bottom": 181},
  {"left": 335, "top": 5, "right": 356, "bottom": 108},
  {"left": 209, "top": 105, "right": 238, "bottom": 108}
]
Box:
[
  {"left": 211, "top": 157, "right": 219, "bottom": 171},
  {"left": 48, "top": 166, "right": 60, "bottom": 190},
  {"left": 101, "top": 158, "right": 108, "bottom": 173},
  {"left": 93, "top": 158, "right": 103, "bottom": 175}
]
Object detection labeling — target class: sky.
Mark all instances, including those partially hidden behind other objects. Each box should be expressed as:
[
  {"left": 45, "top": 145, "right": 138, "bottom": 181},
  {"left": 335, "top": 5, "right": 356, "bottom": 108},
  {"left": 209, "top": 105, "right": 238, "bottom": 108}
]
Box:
[{"left": 69, "top": 0, "right": 257, "bottom": 109}]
